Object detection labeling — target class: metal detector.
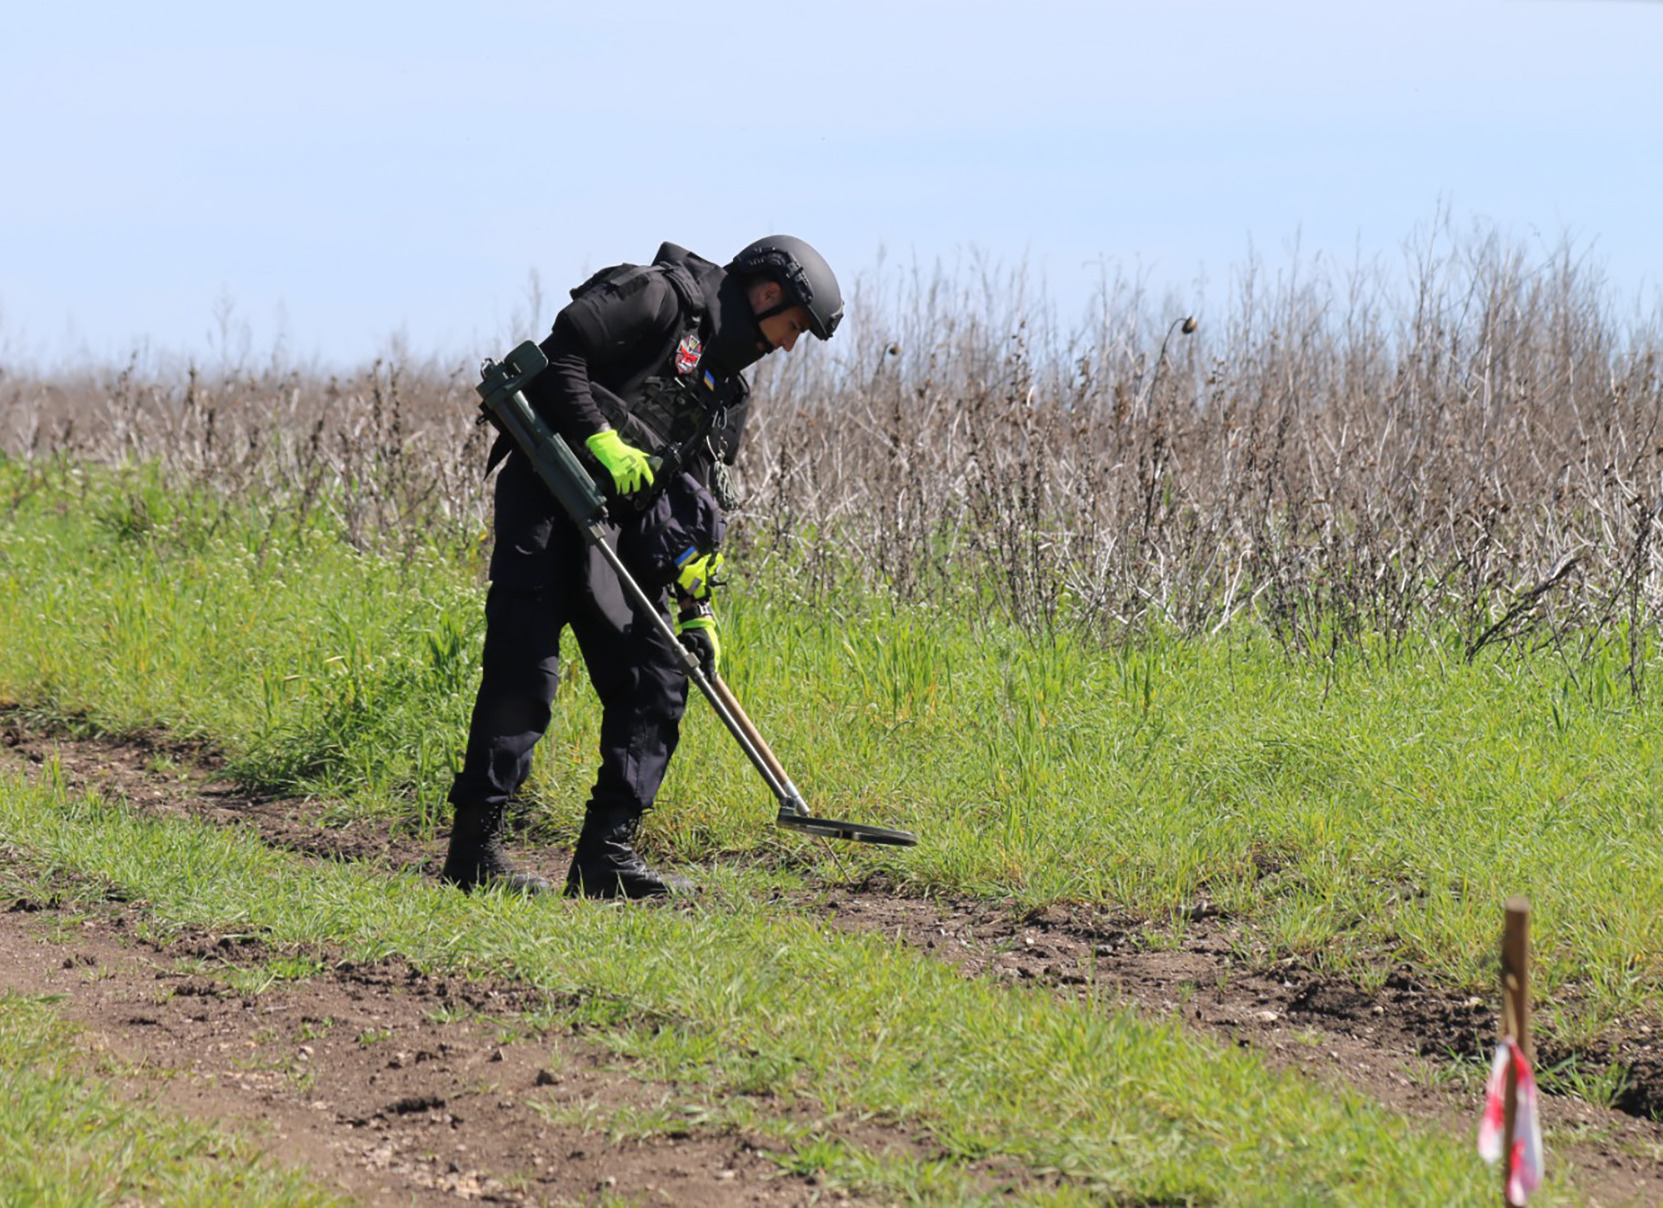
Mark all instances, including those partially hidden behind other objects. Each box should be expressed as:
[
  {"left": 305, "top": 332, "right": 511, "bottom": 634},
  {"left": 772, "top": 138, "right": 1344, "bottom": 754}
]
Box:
[{"left": 476, "top": 341, "right": 918, "bottom": 848}]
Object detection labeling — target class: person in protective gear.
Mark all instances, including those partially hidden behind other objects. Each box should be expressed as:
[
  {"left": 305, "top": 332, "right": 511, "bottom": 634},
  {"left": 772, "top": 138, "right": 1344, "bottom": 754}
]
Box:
[{"left": 441, "top": 236, "right": 841, "bottom": 899}]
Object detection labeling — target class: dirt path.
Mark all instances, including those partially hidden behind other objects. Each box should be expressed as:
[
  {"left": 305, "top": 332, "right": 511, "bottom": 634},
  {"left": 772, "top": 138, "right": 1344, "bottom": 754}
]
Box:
[
  {"left": 0, "top": 904, "right": 832, "bottom": 1206},
  {"left": 3, "top": 716, "right": 1661, "bottom": 1204}
]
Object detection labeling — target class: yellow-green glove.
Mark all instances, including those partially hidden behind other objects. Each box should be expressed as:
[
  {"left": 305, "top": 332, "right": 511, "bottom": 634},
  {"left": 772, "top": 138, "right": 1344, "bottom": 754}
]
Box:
[
  {"left": 676, "top": 606, "right": 720, "bottom": 677},
  {"left": 585, "top": 429, "right": 655, "bottom": 496},
  {"left": 674, "top": 548, "right": 725, "bottom": 600}
]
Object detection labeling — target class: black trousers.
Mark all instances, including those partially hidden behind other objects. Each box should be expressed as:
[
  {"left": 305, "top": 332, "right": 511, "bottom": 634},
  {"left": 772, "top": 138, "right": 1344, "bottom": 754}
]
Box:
[{"left": 449, "top": 454, "right": 690, "bottom": 815}]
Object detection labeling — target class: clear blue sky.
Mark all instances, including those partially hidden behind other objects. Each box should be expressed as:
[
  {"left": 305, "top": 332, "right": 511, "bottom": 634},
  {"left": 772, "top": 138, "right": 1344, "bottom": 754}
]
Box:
[{"left": 3, "top": 0, "right": 1659, "bottom": 368}]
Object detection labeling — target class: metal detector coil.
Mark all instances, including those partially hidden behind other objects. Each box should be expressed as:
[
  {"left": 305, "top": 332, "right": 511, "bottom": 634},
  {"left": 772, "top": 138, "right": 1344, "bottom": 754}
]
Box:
[{"left": 775, "top": 810, "right": 919, "bottom": 846}]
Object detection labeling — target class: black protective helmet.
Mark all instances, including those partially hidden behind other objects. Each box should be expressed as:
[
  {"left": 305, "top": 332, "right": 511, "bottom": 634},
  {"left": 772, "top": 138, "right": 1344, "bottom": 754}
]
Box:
[{"left": 727, "top": 235, "right": 844, "bottom": 340}]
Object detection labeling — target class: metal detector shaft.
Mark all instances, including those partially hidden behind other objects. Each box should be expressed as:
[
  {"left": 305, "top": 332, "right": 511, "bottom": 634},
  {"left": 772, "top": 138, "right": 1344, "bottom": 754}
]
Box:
[
  {"left": 475, "top": 342, "right": 802, "bottom": 814},
  {"left": 707, "top": 674, "right": 810, "bottom": 817},
  {"left": 584, "top": 527, "right": 804, "bottom": 813}
]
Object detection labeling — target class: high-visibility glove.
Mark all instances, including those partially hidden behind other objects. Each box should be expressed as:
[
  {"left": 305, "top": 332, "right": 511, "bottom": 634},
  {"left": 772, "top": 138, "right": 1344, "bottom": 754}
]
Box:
[
  {"left": 585, "top": 428, "right": 655, "bottom": 496},
  {"left": 674, "top": 547, "right": 725, "bottom": 601},
  {"left": 676, "top": 604, "right": 721, "bottom": 677}
]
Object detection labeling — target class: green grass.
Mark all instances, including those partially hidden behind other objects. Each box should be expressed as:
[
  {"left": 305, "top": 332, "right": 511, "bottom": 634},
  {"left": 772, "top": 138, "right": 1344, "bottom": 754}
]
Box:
[
  {"left": 0, "top": 765, "right": 1500, "bottom": 1204},
  {"left": 3, "top": 460, "right": 1661, "bottom": 1042},
  {"left": 0, "top": 989, "right": 343, "bottom": 1206}
]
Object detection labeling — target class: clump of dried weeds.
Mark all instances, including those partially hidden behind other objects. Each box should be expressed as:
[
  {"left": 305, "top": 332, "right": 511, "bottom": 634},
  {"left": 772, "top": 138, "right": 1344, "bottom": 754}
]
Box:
[{"left": 5, "top": 222, "right": 1661, "bottom": 677}]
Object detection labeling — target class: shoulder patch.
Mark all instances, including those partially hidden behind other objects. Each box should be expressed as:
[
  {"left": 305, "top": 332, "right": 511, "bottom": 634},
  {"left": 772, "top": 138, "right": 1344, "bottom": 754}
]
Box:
[{"left": 675, "top": 333, "right": 703, "bottom": 375}]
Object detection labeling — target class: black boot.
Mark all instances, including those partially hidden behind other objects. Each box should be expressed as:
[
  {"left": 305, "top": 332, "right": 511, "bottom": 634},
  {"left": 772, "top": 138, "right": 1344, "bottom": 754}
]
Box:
[
  {"left": 564, "top": 807, "right": 695, "bottom": 900},
  {"left": 441, "top": 800, "right": 553, "bottom": 894}
]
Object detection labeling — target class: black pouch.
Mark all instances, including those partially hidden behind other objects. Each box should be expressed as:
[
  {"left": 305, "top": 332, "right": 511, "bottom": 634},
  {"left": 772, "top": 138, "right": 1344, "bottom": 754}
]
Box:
[{"left": 617, "top": 471, "right": 726, "bottom": 591}]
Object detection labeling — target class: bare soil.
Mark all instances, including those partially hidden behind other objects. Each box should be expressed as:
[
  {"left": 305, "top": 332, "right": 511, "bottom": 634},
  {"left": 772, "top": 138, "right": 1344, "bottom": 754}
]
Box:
[{"left": 2, "top": 713, "right": 1661, "bottom": 1205}]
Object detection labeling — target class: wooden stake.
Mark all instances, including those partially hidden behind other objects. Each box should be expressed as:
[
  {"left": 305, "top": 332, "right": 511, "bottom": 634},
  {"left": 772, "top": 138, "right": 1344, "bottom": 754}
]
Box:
[{"left": 1500, "top": 897, "right": 1531, "bottom": 1207}]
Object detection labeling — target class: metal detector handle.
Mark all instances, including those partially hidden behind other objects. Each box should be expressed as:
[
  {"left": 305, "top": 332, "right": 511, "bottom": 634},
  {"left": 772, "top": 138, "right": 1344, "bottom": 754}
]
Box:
[{"left": 477, "top": 341, "right": 608, "bottom": 526}]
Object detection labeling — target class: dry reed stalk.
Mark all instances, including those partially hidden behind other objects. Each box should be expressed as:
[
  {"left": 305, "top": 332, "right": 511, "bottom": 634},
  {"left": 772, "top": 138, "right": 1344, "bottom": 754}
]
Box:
[{"left": 5, "top": 222, "right": 1661, "bottom": 675}]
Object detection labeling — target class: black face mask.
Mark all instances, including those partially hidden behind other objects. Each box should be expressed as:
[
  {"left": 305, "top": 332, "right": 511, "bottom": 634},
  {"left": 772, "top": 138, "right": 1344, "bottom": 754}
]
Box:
[{"left": 702, "top": 274, "right": 771, "bottom": 377}]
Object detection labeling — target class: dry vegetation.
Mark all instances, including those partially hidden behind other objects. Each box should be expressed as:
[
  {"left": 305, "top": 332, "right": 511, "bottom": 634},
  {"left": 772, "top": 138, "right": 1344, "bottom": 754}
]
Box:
[{"left": 6, "top": 220, "right": 1662, "bottom": 674}]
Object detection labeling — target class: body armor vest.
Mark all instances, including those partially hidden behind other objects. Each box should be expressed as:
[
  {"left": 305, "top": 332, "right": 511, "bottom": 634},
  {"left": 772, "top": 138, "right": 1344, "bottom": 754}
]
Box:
[{"left": 572, "top": 255, "right": 749, "bottom": 513}]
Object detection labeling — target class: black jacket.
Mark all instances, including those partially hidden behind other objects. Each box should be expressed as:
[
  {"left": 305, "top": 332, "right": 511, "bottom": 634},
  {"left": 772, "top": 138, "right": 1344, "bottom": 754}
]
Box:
[
  {"left": 485, "top": 244, "right": 754, "bottom": 603},
  {"left": 523, "top": 242, "right": 758, "bottom": 476}
]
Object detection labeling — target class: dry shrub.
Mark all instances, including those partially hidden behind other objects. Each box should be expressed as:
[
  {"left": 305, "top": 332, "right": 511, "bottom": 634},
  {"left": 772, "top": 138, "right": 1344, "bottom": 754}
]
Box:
[
  {"left": 5, "top": 218, "right": 1662, "bottom": 672},
  {"left": 741, "top": 225, "right": 1663, "bottom": 675},
  {"left": 0, "top": 355, "right": 492, "bottom": 552}
]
